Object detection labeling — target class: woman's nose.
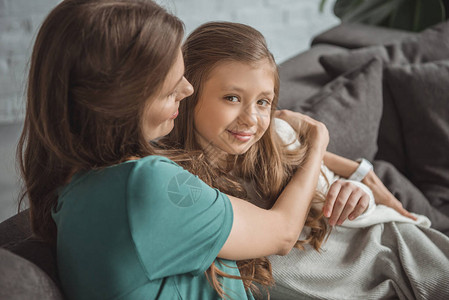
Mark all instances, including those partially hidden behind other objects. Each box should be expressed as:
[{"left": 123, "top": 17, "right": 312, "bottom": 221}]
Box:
[{"left": 177, "top": 77, "right": 194, "bottom": 101}]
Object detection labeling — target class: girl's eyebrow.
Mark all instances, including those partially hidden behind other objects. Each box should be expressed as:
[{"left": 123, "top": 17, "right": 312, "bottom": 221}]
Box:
[
  {"left": 221, "top": 86, "right": 244, "bottom": 93},
  {"left": 259, "top": 91, "right": 275, "bottom": 99},
  {"left": 221, "top": 86, "right": 274, "bottom": 98}
]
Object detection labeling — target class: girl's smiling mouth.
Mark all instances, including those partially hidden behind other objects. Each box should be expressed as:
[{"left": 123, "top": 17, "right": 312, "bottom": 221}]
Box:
[{"left": 226, "top": 129, "right": 255, "bottom": 142}]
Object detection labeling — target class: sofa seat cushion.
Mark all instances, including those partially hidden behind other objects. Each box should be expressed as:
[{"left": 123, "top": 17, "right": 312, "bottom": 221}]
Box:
[{"left": 373, "top": 160, "right": 449, "bottom": 236}]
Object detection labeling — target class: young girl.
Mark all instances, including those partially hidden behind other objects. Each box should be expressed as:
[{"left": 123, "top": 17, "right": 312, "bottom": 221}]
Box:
[
  {"left": 17, "top": 1, "right": 333, "bottom": 299},
  {"left": 166, "top": 21, "right": 449, "bottom": 299}
]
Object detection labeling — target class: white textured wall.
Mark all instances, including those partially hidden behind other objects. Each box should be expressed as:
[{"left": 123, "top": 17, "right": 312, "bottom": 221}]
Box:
[
  {"left": 156, "top": 0, "right": 338, "bottom": 63},
  {"left": 0, "top": 0, "right": 62, "bottom": 123},
  {"left": 0, "top": 0, "right": 338, "bottom": 124}
]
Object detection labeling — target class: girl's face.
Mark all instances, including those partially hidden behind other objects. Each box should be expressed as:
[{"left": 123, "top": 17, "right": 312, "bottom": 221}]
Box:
[
  {"left": 194, "top": 60, "right": 275, "bottom": 156},
  {"left": 143, "top": 49, "right": 193, "bottom": 141}
]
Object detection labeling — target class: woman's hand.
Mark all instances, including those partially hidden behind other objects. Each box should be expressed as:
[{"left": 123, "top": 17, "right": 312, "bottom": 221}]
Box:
[
  {"left": 275, "top": 110, "right": 329, "bottom": 156},
  {"left": 323, "top": 180, "right": 370, "bottom": 226},
  {"left": 363, "top": 170, "right": 417, "bottom": 221}
]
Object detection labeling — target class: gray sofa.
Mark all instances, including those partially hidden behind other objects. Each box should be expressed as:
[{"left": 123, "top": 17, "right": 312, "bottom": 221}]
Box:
[{"left": 1, "top": 22, "right": 449, "bottom": 299}]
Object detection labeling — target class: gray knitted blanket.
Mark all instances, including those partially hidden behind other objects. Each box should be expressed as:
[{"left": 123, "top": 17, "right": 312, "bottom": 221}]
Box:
[
  {"left": 258, "top": 120, "right": 449, "bottom": 299},
  {"left": 267, "top": 223, "right": 449, "bottom": 300}
]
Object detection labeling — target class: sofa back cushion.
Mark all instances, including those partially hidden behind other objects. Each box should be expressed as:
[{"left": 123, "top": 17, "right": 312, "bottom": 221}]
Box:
[
  {"left": 318, "top": 20, "right": 449, "bottom": 174},
  {"left": 384, "top": 60, "right": 449, "bottom": 216},
  {"left": 290, "top": 58, "right": 383, "bottom": 161},
  {"left": 319, "top": 20, "right": 449, "bottom": 77}
]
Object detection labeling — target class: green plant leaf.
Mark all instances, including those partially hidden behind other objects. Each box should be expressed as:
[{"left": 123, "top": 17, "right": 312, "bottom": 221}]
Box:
[
  {"left": 334, "top": 0, "right": 403, "bottom": 25},
  {"left": 414, "top": 0, "right": 446, "bottom": 31},
  {"left": 333, "top": 0, "right": 365, "bottom": 19},
  {"left": 319, "top": 0, "right": 327, "bottom": 13},
  {"left": 389, "top": 0, "right": 445, "bottom": 31},
  {"left": 332, "top": 0, "right": 446, "bottom": 31},
  {"left": 388, "top": 0, "right": 414, "bottom": 29}
]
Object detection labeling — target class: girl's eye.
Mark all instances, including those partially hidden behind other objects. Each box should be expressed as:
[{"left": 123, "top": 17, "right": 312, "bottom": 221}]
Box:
[
  {"left": 225, "top": 96, "right": 239, "bottom": 103},
  {"left": 257, "top": 99, "right": 271, "bottom": 107}
]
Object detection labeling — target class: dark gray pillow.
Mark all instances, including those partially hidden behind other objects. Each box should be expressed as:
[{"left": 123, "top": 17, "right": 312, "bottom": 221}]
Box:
[
  {"left": 291, "top": 58, "right": 383, "bottom": 161},
  {"left": 385, "top": 60, "right": 449, "bottom": 216},
  {"left": 0, "top": 248, "right": 63, "bottom": 300},
  {"left": 319, "top": 20, "right": 449, "bottom": 175}
]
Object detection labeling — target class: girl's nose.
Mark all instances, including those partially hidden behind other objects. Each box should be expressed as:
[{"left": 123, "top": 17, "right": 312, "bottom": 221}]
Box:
[{"left": 237, "top": 104, "right": 257, "bottom": 127}]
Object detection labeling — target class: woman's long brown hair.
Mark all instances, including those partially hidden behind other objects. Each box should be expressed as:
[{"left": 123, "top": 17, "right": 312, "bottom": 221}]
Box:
[
  {"left": 17, "top": 0, "right": 184, "bottom": 244},
  {"left": 164, "top": 22, "right": 330, "bottom": 297}
]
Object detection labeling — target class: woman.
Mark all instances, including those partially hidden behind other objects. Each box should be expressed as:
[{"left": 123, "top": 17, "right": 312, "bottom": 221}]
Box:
[{"left": 17, "top": 1, "right": 330, "bottom": 299}]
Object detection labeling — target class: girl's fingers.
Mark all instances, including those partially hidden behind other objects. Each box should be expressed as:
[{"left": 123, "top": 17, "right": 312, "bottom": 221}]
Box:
[
  {"left": 347, "top": 194, "right": 370, "bottom": 222},
  {"left": 324, "top": 181, "right": 341, "bottom": 218},
  {"left": 381, "top": 195, "right": 418, "bottom": 221},
  {"left": 328, "top": 183, "right": 352, "bottom": 226},
  {"left": 393, "top": 202, "right": 418, "bottom": 221},
  {"left": 336, "top": 191, "right": 364, "bottom": 225}
]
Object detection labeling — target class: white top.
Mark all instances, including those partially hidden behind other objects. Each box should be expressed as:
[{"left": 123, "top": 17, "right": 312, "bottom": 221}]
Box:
[{"left": 273, "top": 117, "right": 430, "bottom": 229}]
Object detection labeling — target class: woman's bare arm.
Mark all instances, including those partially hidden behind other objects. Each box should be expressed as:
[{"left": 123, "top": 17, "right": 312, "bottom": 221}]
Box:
[{"left": 218, "top": 113, "right": 328, "bottom": 260}]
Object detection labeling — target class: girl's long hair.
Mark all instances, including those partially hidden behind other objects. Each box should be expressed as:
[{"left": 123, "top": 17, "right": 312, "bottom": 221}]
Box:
[
  {"left": 163, "top": 22, "right": 329, "bottom": 297},
  {"left": 17, "top": 0, "right": 184, "bottom": 243}
]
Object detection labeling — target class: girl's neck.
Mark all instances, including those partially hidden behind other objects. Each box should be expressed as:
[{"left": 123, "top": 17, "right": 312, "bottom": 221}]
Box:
[
  {"left": 195, "top": 134, "right": 232, "bottom": 169},
  {"left": 204, "top": 147, "right": 232, "bottom": 169}
]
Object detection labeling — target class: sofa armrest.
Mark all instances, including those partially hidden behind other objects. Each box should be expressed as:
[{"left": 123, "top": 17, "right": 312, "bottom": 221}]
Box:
[
  {"left": 0, "top": 210, "right": 32, "bottom": 246},
  {"left": 311, "top": 23, "right": 417, "bottom": 49}
]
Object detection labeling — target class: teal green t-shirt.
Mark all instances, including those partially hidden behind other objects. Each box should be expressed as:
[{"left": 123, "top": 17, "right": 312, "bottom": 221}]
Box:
[{"left": 52, "top": 155, "right": 254, "bottom": 300}]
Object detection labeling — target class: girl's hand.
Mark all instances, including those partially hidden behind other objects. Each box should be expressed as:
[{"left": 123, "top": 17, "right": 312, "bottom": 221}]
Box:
[
  {"left": 323, "top": 180, "right": 370, "bottom": 226},
  {"left": 363, "top": 170, "right": 417, "bottom": 221},
  {"left": 275, "top": 110, "right": 329, "bottom": 155}
]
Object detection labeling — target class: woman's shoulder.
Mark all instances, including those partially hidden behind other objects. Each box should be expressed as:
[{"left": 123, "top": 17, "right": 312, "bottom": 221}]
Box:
[
  {"left": 62, "top": 156, "right": 182, "bottom": 194},
  {"left": 127, "top": 155, "right": 190, "bottom": 188},
  {"left": 130, "top": 155, "right": 182, "bottom": 175},
  {"left": 135, "top": 155, "right": 178, "bottom": 166}
]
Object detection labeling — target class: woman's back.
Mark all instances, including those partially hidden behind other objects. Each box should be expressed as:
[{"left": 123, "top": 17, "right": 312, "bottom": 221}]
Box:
[{"left": 54, "top": 155, "right": 251, "bottom": 299}]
